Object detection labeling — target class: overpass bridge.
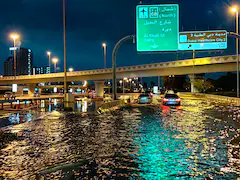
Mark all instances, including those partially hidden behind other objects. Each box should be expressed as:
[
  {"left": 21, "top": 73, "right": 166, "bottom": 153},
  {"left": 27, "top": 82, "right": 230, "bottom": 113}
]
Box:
[
  {"left": 0, "top": 55, "right": 238, "bottom": 96},
  {"left": 0, "top": 55, "right": 238, "bottom": 84}
]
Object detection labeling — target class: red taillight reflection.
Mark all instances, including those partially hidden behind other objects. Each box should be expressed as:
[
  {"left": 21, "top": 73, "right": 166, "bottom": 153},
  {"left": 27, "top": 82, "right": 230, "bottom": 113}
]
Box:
[
  {"left": 163, "top": 98, "right": 169, "bottom": 102},
  {"left": 176, "top": 98, "right": 181, "bottom": 102}
]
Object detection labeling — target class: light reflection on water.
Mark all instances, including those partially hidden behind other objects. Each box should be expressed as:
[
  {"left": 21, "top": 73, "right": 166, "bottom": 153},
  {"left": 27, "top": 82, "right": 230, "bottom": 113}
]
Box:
[
  {"left": 0, "top": 97, "right": 240, "bottom": 179},
  {"left": 1, "top": 99, "right": 90, "bottom": 128}
]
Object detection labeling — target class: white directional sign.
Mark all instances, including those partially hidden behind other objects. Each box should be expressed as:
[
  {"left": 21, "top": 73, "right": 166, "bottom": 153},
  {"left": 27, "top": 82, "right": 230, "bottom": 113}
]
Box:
[{"left": 178, "top": 30, "right": 227, "bottom": 50}]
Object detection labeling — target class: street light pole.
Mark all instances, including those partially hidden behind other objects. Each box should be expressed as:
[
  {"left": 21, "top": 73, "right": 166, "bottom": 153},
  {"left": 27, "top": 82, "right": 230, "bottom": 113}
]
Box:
[
  {"left": 13, "top": 38, "right": 16, "bottom": 79},
  {"left": 47, "top": 52, "right": 51, "bottom": 73},
  {"left": 231, "top": 6, "right": 239, "bottom": 97},
  {"left": 192, "top": 49, "right": 195, "bottom": 93},
  {"left": 236, "top": 11, "right": 239, "bottom": 97},
  {"left": 102, "top": 43, "right": 107, "bottom": 69},
  {"left": 112, "top": 35, "right": 135, "bottom": 100},
  {"left": 52, "top": 58, "right": 58, "bottom": 73},
  {"left": 63, "top": 0, "right": 67, "bottom": 97},
  {"left": 10, "top": 34, "right": 19, "bottom": 79}
]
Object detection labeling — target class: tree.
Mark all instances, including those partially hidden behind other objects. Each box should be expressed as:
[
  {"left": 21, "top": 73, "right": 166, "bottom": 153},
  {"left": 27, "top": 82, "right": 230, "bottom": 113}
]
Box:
[
  {"left": 163, "top": 75, "right": 187, "bottom": 90},
  {"left": 150, "top": 81, "right": 155, "bottom": 88},
  {"left": 143, "top": 82, "right": 148, "bottom": 90}
]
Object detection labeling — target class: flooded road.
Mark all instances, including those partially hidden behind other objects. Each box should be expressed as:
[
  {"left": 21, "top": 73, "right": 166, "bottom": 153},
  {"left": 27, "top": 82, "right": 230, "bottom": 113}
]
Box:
[{"left": 1, "top": 94, "right": 240, "bottom": 179}]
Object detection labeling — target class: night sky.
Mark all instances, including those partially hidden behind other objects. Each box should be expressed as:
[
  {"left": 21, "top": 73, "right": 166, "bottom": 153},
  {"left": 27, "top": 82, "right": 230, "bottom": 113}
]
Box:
[{"left": 0, "top": 0, "right": 238, "bottom": 78}]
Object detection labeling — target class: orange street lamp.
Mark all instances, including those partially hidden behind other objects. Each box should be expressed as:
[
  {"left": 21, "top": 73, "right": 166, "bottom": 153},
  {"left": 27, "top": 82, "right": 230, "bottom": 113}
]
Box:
[{"left": 52, "top": 58, "right": 58, "bottom": 73}]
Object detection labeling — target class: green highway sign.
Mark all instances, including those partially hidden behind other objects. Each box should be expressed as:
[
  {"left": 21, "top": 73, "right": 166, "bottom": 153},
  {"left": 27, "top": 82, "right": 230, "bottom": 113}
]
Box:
[
  {"left": 136, "top": 4, "right": 179, "bottom": 52},
  {"left": 178, "top": 30, "right": 228, "bottom": 50}
]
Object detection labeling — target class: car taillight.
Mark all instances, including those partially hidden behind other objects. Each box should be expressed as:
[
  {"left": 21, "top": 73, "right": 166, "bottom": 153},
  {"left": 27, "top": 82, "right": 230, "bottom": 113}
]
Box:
[
  {"left": 150, "top": 92, "right": 153, "bottom": 96},
  {"left": 163, "top": 98, "right": 168, "bottom": 102},
  {"left": 176, "top": 98, "right": 181, "bottom": 102}
]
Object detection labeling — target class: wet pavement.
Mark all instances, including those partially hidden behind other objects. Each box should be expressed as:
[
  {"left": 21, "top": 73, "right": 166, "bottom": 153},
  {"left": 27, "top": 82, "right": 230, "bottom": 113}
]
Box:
[{"left": 1, "top": 94, "right": 240, "bottom": 179}]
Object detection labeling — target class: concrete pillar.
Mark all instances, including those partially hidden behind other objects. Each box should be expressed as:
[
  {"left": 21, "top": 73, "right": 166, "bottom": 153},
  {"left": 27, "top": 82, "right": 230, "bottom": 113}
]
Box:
[
  {"left": 38, "top": 88, "right": 42, "bottom": 94},
  {"left": 28, "top": 84, "right": 35, "bottom": 96},
  {"left": 16, "top": 86, "right": 23, "bottom": 95},
  {"left": 64, "top": 93, "right": 74, "bottom": 110},
  {"left": 188, "top": 74, "right": 204, "bottom": 93},
  {"left": 94, "top": 80, "right": 105, "bottom": 97}
]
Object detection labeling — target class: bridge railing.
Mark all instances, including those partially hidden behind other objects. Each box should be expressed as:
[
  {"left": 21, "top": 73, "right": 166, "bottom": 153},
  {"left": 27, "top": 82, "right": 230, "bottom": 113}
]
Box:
[{"left": 0, "top": 55, "right": 239, "bottom": 80}]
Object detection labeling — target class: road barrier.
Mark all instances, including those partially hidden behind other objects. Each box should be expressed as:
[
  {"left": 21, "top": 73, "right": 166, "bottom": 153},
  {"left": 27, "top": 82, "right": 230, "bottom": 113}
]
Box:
[
  {"left": 180, "top": 92, "right": 240, "bottom": 105},
  {"left": 97, "top": 100, "right": 126, "bottom": 114}
]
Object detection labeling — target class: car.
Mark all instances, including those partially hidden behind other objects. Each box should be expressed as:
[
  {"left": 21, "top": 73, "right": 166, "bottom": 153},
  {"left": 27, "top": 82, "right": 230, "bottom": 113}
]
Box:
[
  {"left": 144, "top": 90, "right": 153, "bottom": 97},
  {"left": 138, "top": 93, "right": 152, "bottom": 104},
  {"left": 4, "top": 92, "right": 15, "bottom": 99},
  {"left": 162, "top": 93, "right": 181, "bottom": 106},
  {"left": 164, "top": 90, "right": 175, "bottom": 94}
]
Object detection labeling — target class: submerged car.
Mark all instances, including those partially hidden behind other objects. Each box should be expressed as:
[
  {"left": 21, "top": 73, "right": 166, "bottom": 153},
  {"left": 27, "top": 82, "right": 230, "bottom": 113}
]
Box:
[
  {"left": 162, "top": 93, "right": 181, "bottom": 106},
  {"left": 138, "top": 93, "right": 152, "bottom": 104}
]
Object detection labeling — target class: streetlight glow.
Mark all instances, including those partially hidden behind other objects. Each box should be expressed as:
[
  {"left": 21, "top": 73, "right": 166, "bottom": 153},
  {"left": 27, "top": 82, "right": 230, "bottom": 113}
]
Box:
[
  {"left": 52, "top": 58, "right": 58, "bottom": 63},
  {"left": 102, "top": 42, "right": 106, "bottom": 47},
  {"left": 10, "top": 33, "right": 19, "bottom": 40},
  {"left": 47, "top": 51, "right": 51, "bottom": 56},
  {"left": 69, "top": 68, "right": 74, "bottom": 72},
  {"left": 231, "top": 6, "right": 238, "bottom": 13}
]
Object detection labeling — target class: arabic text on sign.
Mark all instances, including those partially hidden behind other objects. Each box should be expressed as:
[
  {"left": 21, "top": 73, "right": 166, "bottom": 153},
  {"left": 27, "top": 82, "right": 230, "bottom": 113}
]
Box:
[
  {"left": 144, "top": 20, "right": 157, "bottom": 26},
  {"left": 160, "top": 13, "right": 176, "bottom": 18},
  {"left": 159, "top": 20, "right": 172, "bottom": 26},
  {"left": 160, "top": 7, "right": 176, "bottom": 13}
]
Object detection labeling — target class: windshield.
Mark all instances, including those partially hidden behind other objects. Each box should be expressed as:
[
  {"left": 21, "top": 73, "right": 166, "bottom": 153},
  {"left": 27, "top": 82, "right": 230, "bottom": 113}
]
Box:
[{"left": 165, "top": 94, "right": 179, "bottom": 98}]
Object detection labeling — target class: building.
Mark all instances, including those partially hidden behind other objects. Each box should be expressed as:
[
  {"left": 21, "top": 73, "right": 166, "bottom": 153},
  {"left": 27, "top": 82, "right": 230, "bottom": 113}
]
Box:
[
  {"left": 4, "top": 47, "right": 33, "bottom": 76},
  {"left": 33, "top": 66, "right": 50, "bottom": 75},
  {"left": 4, "top": 56, "right": 13, "bottom": 76}
]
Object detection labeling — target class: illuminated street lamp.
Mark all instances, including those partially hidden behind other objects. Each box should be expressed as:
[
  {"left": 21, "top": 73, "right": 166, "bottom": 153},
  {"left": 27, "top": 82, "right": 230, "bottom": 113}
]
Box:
[
  {"left": 10, "top": 33, "right": 20, "bottom": 78},
  {"left": 230, "top": 5, "right": 239, "bottom": 97},
  {"left": 47, "top": 51, "right": 51, "bottom": 73},
  {"left": 69, "top": 67, "right": 74, "bottom": 72},
  {"left": 102, "top": 42, "right": 107, "bottom": 69},
  {"left": 119, "top": 80, "right": 123, "bottom": 92},
  {"left": 123, "top": 77, "right": 128, "bottom": 94},
  {"left": 129, "top": 78, "right": 132, "bottom": 90},
  {"left": 52, "top": 58, "right": 58, "bottom": 73}
]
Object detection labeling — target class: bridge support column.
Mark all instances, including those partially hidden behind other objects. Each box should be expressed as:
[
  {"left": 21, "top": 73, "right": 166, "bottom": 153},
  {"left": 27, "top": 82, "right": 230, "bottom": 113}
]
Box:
[
  {"left": 16, "top": 86, "right": 23, "bottom": 95},
  {"left": 188, "top": 74, "right": 204, "bottom": 93},
  {"left": 28, "top": 84, "right": 35, "bottom": 96},
  {"left": 94, "top": 80, "right": 105, "bottom": 98},
  {"left": 38, "top": 88, "right": 42, "bottom": 94}
]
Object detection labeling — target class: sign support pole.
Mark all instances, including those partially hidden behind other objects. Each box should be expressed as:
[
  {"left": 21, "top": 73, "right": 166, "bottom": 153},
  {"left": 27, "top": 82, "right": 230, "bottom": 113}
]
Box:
[{"left": 112, "top": 35, "right": 136, "bottom": 100}]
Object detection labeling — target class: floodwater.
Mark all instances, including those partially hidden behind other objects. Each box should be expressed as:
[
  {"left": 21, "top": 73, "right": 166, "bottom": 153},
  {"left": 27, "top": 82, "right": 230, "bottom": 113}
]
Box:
[
  {"left": 0, "top": 99, "right": 92, "bottom": 128},
  {"left": 1, "top": 95, "right": 240, "bottom": 179}
]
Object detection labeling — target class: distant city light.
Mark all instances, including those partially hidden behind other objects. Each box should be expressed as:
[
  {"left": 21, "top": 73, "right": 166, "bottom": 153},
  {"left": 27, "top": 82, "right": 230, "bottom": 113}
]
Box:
[{"left": 69, "top": 68, "right": 74, "bottom": 72}]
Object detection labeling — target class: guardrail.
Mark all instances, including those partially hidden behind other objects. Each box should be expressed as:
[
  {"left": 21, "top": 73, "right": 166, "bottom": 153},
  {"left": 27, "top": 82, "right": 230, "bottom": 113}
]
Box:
[
  {"left": 180, "top": 92, "right": 240, "bottom": 105},
  {"left": 97, "top": 100, "right": 126, "bottom": 114}
]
